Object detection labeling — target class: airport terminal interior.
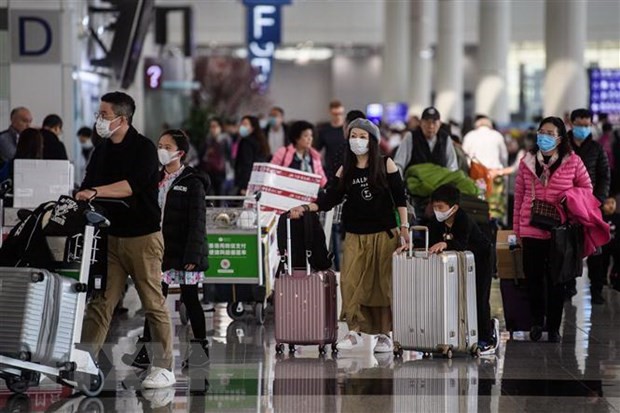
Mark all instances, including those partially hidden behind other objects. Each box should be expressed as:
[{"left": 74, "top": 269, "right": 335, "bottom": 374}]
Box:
[{"left": 1, "top": 0, "right": 620, "bottom": 412}]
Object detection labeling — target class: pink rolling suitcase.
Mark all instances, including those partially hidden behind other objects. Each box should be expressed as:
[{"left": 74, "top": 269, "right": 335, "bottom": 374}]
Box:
[{"left": 274, "top": 217, "right": 338, "bottom": 355}]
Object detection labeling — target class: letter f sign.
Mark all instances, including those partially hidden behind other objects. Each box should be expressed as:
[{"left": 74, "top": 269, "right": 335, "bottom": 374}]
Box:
[{"left": 253, "top": 5, "right": 276, "bottom": 39}]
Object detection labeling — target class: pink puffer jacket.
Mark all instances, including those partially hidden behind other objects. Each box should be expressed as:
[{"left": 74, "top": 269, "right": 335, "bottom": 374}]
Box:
[
  {"left": 513, "top": 152, "right": 592, "bottom": 240},
  {"left": 270, "top": 144, "right": 328, "bottom": 187}
]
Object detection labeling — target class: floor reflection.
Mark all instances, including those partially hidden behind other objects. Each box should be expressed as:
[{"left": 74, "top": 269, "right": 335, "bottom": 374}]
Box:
[{"left": 1, "top": 277, "right": 620, "bottom": 412}]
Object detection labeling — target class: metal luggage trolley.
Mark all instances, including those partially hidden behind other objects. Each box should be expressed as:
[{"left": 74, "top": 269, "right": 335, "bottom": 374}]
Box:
[
  {"left": 0, "top": 209, "right": 109, "bottom": 397},
  {"left": 198, "top": 193, "right": 279, "bottom": 325}
]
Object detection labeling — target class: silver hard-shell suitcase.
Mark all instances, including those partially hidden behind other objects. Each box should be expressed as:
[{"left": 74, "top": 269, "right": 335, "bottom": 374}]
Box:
[
  {"left": 392, "top": 226, "right": 479, "bottom": 358},
  {"left": 0, "top": 267, "right": 79, "bottom": 364},
  {"left": 393, "top": 359, "right": 479, "bottom": 412}
]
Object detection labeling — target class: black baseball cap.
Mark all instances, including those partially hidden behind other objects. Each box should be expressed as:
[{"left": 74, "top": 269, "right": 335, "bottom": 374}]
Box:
[{"left": 421, "top": 107, "right": 440, "bottom": 121}]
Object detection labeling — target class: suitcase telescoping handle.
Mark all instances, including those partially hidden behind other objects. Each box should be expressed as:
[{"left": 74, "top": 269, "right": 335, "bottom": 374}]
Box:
[
  {"left": 408, "top": 225, "right": 429, "bottom": 258},
  {"left": 285, "top": 215, "right": 311, "bottom": 276}
]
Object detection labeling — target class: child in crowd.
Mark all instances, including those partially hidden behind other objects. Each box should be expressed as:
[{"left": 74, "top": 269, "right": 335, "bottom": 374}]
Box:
[
  {"left": 601, "top": 197, "right": 620, "bottom": 291},
  {"left": 428, "top": 184, "right": 499, "bottom": 355}
]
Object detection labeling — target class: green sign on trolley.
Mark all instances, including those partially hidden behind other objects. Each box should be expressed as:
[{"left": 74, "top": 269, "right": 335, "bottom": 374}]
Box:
[{"left": 204, "top": 233, "right": 260, "bottom": 282}]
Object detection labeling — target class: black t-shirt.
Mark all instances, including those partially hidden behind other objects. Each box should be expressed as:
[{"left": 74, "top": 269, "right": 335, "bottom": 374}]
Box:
[
  {"left": 315, "top": 124, "right": 345, "bottom": 179},
  {"left": 80, "top": 127, "right": 161, "bottom": 237},
  {"left": 317, "top": 159, "right": 407, "bottom": 234}
]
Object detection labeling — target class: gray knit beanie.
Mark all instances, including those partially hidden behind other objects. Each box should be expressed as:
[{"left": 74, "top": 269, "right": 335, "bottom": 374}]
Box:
[{"left": 347, "top": 118, "right": 380, "bottom": 141}]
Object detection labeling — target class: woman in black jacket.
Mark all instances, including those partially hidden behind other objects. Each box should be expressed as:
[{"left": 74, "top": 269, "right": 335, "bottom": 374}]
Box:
[
  {"left": 234, "top": 115, "right": 270, "bottom": 195},
  {"left": 123, "top": 129, "right": 210, "bottom": 370}
]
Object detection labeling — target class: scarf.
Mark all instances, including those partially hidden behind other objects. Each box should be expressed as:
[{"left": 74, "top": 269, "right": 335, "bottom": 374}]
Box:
[
  {"left": 536, "top": 150, "right": 559, "bottom": 187},
  {"left": 294, "top": 151, "right": 312, "bottom": 173}
]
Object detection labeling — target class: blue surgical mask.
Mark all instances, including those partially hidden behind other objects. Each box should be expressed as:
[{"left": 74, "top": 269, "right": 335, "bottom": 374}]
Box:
[
  {"left": 572, "top": 126, "right": 591, "bottom": 140},
  {"left": 239, "top": 125, "right": 251, "bottom": 138},
  {"left": 268, "top": 116, "right": 277, "bottom": 127},
  {"left": 537, "top": 134, "right": 559, "bottom": 152}
]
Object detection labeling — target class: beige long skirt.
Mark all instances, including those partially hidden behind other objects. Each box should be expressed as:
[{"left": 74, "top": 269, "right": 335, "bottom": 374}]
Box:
[{"left": 341, "top": 229, "right": 399, "bottom": 335}]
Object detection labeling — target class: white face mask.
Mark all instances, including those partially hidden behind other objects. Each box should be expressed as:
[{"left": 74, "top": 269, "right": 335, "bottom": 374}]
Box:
[
  {"left": 158, "top": 149, "right": 180, "bottom": 166},
  {"left": 434, "top": 206, "right": 457, "bottom": 222},
  {"left": 81, "top": 140, "right": 93, "bottom": 150},
  {"left": 349, "top": 138, "right": 369, "bottom": 155},
  {"left": 95, "top": 117, "right": 121, "bottom": 139}
]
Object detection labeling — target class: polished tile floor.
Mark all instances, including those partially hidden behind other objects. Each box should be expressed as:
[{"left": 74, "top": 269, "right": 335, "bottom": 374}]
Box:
[{"left": 2, "top": 276, "right": 620, "bottom": 412}]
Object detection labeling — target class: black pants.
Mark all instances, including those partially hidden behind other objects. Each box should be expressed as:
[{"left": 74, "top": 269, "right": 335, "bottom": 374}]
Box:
[
  {"left": 144, "top": 282, "right": 206, "bottom": 341},
  {"left": 587, "top": 251, "right": 608, "bottom": 295},
  {"left": 475, "top": 254, "right": 493, "bottom": 343},
  {"left": 522, "top": 238, "right": 565, "bottom": 332}
]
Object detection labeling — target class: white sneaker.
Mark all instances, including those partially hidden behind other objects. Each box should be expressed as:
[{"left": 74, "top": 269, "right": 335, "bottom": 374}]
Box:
[
  {"left": 374, "top": 334, "right": 394, "bottom": 353},
  {"left": 142, "top": 367, "right": 176, "bottom": 389},
  {"left": 336, "top": 331, "right": 364, "bottom": 350},
  {"left": 141, "top": 387, "right": 175, "bottom": 408},
  {"left": 491, "top": 318, "right": 500, "bottom": 351}
]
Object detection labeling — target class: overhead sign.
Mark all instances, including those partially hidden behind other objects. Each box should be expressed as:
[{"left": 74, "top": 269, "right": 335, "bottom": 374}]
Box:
[
  {"left": 247, "top": 5, "right": 281, "bottom": 44},
  {"left": 245, "top": 2, "right": 290, "bottom": 93},
  {"left": 243, "top": 0, "right": 291, "bottom": 5},
  {"left": 10, "top": 9, "right": 61, "bottom": 63},
  {"left": 589, "top": 69, "right": 620, "bottom": 115}
]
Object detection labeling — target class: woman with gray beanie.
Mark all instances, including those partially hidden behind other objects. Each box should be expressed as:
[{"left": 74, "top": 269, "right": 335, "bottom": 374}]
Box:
[{"left": 290, "top": 117, "right": 410, "bottom": 353}]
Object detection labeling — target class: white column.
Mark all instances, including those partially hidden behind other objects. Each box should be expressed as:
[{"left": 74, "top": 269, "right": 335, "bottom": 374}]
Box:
[
  {"left": 543, "top": 0, "right": 587, "bottom": 116},
  {"left": 382, "top": 0, "right": 410, "bottom": 103},
  {"left": 409, "top": 0, "right": 435, "bottom": 116},
  {"left": 435, "top": 0, "right": 464, "bottom": 123},
  {"left": 475, "top": 0, "right": 510, "bottom": 124}
]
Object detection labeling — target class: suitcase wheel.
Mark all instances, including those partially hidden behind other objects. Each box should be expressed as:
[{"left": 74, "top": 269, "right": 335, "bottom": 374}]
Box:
[
  {"left": 80, "top": 368, "right": 105, "bottom": 397},
  {"left": 5, "top": 375, "right": 29, "bottom": 394},
  {"left": 227, "top": 302, "right": 245, "bottom": 320},
  {"left": 179, "top": 302, "right": 189, "bottom": 326},
  {"left": 331, "top": 343, "right": 338, "bottom": 355},
  {"left": 254, "top": 302, "right": 265, "bottom": 325},
  {"left": 288, "top": 344, "right": 296, "bottom": 353},
  {"left": 471, "top": 344, "right": 481, "bottom": 358},
  {"left": 275, "top": 344, "right": 285, "bottom": 354},
  {"left": 318, "top": 345, "right": 326, "bottom": 355},
  {"left": 393, "top": 342, "right": 403, "bottom": 357},
  {"left": 445, "top": 349, "right": 453, "bottom": 359}
]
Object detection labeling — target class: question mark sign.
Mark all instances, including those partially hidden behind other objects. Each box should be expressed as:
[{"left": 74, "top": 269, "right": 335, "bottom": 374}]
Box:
[{"left": 146, "top": 65, "right": 162, "bottom": 89}]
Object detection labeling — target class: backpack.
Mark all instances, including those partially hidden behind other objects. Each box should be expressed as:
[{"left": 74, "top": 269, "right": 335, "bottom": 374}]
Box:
[
  {"left": 0, "top": 201, "right": 56, "bottom": 267},
  {"left": 277, "top": 212, "right": 332, "bottom": 272}
]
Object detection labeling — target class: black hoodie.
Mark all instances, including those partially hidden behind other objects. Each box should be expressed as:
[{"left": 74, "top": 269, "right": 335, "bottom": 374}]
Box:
[{"left": 161, "top": 166, "right": 210, "bottom": 272}]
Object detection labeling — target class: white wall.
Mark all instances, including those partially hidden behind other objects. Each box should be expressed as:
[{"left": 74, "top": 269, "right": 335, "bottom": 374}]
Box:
[
  {"left": 269, "top": 59, "right": 332, "bottom": 124},
  {"left": 331, "top": 54, "right": 382, "bottom": 116},
  {"left": 158, "top": 0, "right": 620, "bottom": 47}
]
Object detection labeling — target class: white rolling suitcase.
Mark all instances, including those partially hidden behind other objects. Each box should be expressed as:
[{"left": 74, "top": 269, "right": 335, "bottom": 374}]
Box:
[
  {"left": 0, "top": 208, "right": 109, "bottom": 396},
  {"left": 392, "top": 226, "right": 479, "bottom": 358},
  {"left": 393, "top": 359, "right": 479, "bottom": 413},
  {"left": 0, "top": 268, "right": 80, "bottom": 364}
]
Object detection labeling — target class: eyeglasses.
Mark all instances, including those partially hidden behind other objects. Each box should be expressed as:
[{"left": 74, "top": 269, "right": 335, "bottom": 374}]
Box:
[
  {"left": 94, "top": 112, "right": 118, "bottom": 121},
  {"left": 537, "top": 129, "right": 559, "bottom": 137}
]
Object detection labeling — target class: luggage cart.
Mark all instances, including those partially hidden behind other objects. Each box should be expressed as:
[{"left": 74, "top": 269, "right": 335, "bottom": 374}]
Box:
[
  {"left": 0, "top": 209, "right": 109, "bottom": 397},
  {"left": 176, "top": 193, "right": 279, "bottom": 325}
]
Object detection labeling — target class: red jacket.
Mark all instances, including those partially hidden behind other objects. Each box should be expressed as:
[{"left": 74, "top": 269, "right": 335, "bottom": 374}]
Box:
[
  {"left": 513, "top": 152, "right": 592, "bottom": 240},
  {"left": 270, "top": 144, "right": 327, "bottom": 187}
]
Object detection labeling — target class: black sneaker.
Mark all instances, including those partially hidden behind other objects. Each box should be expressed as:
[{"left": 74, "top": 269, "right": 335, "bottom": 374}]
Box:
[
  {"left": 548, "top": 330, "right": 562, "bottom": 343},
  {"left": 530, "top": 325, "right": 543, "bottom": 342},
  {"left": 564, "top": 286, "right": 578, "bottom": 301},
  {"left": 121, "top": 338, "right": 151, "bottom": 369},
  {"left": 591, "top": 292, "right": 605, "bottom": 305},
  {"left": 182, "top": 339, "right": 210, "bottom": 372}
]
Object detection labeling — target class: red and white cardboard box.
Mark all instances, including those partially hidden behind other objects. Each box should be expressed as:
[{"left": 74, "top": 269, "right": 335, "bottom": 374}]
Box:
[{"left": 246, "top": 163, "right": 322, "bottom": 214}]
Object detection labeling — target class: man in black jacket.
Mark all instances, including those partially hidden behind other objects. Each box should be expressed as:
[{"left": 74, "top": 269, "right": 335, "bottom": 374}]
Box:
[
  {"left": 76, "top": 91, "right": 175, "bottom": 389},
  {"left": 567, "top": 108, "right": 610, "bottom": 304},
  {"left": 41, "top": 114, "right": 69, "bottom": 160}
]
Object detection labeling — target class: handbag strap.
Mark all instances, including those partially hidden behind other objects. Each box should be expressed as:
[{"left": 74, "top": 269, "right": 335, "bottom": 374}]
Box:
[{"left": 530, "top": 179, "right": 536, "bottom": 203}]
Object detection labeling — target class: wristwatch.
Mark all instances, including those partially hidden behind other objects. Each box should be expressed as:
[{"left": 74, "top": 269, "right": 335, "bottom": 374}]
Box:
[{"left": 400, "top": 222, "right": 410, "bottom": 229}]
